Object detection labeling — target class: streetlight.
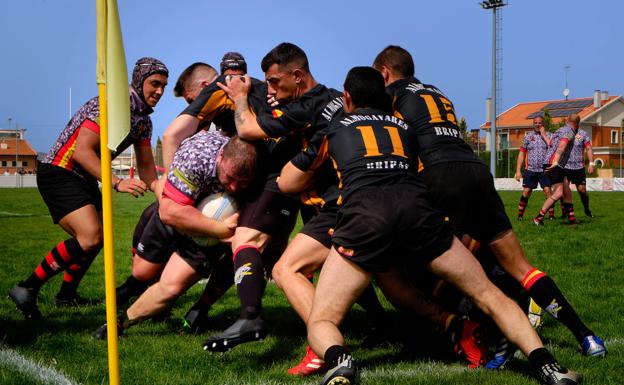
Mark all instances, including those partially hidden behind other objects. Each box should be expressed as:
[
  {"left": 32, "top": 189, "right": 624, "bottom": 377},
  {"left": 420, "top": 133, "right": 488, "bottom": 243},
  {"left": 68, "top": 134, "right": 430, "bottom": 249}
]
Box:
[{"left": 480, "top": 0, "right": 507, "bottom": 177}]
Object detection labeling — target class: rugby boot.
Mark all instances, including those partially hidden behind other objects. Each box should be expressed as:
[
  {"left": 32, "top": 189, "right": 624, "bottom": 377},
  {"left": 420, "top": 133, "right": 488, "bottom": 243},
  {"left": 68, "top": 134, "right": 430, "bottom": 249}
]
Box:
[
  {"left": 320, "top": 355, "right": 358, "bottom": 385},
  {"left": 93, "top": 321, "right": 124, "bottom": 340},
  {"left": 202, "top": 316, "right": 266, "bottom": 352},
  {"left": 536, "top": 362, "right": 582, "bottom": 385},
  {"left": 454, "top": 319, "right": 487, "bottom": 368},
  {"left": 182, "top": 307, "right": 210, "bottom": 334},
  {"left": 580, "top": 335, "right": 607, "bottom": 357},
  {"left": 533, "top": 218, "right": 544, "bottom": 227},
  {"left": 485, "top": 337, "right": 517, "bottom": 369},
  {"left": 288, "top": 345, "right": 326, "bottom": 376},
  {"left": 584, "top": 210, "right": 594, "bottom": 218},
  {"left": 9, "top": 283, "right": 41, "bottom": 319}
]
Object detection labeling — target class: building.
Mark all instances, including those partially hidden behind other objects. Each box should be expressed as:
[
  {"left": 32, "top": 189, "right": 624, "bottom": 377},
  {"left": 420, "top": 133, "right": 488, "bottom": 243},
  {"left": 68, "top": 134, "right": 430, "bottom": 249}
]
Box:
[
  {"left": 481, "top": 91, "right": 624, "bottom": 169},
  {"left": 0, "top": 129, "right": 37, "bottom": 174}
]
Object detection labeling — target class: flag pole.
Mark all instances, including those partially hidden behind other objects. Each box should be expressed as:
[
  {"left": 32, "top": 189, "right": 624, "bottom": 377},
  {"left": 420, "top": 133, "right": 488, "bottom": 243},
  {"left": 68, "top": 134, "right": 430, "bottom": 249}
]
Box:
[{"left": 96, "top": 0, "right": 120, "bottom": 384}]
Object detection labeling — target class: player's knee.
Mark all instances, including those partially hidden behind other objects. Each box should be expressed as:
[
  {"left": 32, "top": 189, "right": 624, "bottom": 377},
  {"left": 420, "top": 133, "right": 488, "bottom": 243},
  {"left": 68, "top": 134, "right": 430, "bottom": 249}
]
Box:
[
  {"left": 76, "top": 228, "right": 103, "bottom": 252},
  {"left": 271, "top": 261, "right": 286, "bottom": 289}
]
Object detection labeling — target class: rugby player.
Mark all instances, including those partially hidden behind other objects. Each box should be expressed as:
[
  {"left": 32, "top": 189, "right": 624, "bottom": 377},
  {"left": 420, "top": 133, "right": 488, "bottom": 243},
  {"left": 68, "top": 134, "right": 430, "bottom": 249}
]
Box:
[
  {"left": 373, "top": 45, "right": 606, "bottom": 363},
  {"left": 280, "top": 66, "right": 581, "bottom": 385},
  {"left": 93, "top": 132, "right": 257, "bottom": 338},
  {"left": 514, "top": 116, "right": 554, "bottom": 220},
  {"left": 9, "top": 58, "right": 168, "bottom": 319}
]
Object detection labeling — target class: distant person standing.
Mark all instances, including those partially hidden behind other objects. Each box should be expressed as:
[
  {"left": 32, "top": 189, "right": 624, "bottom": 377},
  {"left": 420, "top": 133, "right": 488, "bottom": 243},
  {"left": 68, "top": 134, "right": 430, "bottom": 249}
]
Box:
[
  {"left": 9, "top": 57, "right": 168, "bottom": 319},
  {"left": 562, "top": 126, "right": 595, "bottom": 219},
  {"left": 514, "top": 116, "right": 554, "bottom": 220}
]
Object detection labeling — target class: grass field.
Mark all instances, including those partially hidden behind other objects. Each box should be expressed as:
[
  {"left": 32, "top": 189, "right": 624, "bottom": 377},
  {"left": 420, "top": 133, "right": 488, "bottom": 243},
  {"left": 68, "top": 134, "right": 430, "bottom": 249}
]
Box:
[{"left": 0, "top": 188, "right": 622, "bottom": 385}]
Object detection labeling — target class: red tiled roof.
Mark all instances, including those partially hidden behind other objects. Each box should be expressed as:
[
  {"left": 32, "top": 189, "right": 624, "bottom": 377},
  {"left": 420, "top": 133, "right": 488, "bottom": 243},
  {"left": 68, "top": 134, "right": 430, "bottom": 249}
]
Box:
[
  {"left": 0, "top": 139, "right": 38, "bottom": 156},
  {"left": 481, "top": 95, "right": 619, "bottom": 129}
]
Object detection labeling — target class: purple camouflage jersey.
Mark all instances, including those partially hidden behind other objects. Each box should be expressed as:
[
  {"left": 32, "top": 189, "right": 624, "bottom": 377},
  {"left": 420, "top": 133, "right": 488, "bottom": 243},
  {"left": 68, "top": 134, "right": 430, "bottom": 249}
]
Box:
[
  {"left": 520, "top": 131, "right": 551, "bottom": 172},
  {"left": 545, "top": 124, "right": 575, "bottom": 167},
  {"left": 564, "top": 129, "right": 591, "bottom": 170},
  {"left": 162, "top": 131, "right": 228, "bottom": 206}
]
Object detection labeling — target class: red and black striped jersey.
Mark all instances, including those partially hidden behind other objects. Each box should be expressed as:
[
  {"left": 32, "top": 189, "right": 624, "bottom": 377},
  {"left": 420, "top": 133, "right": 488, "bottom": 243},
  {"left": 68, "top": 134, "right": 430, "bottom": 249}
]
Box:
[
  {"left": 386, "top": 77, "right": 479, "bottom": 169},
  {"left": 292, "top": 108, "right": 419, "bottom": 205}
]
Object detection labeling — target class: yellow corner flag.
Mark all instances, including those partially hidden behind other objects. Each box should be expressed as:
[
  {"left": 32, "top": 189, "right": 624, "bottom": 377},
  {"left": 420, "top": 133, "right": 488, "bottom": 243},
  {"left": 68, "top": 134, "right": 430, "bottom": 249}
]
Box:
[{"left": 96, "top": 0, "right": 128, "bottom": 384}]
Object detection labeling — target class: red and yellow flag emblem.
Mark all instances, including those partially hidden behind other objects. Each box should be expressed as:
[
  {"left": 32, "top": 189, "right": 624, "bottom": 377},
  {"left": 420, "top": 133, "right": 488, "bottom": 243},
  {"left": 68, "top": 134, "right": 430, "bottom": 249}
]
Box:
[{"left": 272, "top": 109, "right": 284, "bottom": 119}]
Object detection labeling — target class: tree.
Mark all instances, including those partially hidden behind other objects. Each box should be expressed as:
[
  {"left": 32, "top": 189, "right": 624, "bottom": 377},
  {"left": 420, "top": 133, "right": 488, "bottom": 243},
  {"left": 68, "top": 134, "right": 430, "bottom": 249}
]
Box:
[
  {"left": 458, "top": 117, "right": 468, "bottom": 134},
  {"left": 155, "top": 136, "right": 163, "bottom": 167},
  {"left": 543, "top": 109, "right": 565, "bottom": 133}
]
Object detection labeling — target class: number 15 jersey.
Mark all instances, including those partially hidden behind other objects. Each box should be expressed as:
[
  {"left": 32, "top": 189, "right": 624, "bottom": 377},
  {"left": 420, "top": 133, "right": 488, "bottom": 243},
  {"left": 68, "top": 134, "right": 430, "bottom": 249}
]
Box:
[{"left": 386, "top": 77, "right": 480, "bottom": 168}]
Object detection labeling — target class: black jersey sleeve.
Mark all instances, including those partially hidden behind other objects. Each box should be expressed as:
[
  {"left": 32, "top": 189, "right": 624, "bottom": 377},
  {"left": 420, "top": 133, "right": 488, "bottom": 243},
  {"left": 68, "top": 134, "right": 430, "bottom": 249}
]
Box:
[
  {"left": 255, "top": 98, "right": 315, "bottom": 138},
  {"left": 290, "top": 124, "right": 330, "bottom": 172},
  {"left": 181, "top": 75, "right": 234, "bottom": 124}
]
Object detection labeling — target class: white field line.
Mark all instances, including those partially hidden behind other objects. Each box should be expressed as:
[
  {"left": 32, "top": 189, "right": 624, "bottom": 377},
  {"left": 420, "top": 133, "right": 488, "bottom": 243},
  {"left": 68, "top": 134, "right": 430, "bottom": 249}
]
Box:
[
  {"left": 0, "top": 345, "right": 80, "bottom": 385},
  {"left": 0, "top": 211, "right": 45, "bottom": 217}
]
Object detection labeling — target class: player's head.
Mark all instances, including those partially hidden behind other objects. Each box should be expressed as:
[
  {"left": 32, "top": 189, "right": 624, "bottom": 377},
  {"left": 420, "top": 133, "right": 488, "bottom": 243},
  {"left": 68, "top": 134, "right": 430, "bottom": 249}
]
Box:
[
  {"left": 533, "top": 115, "right": 544, "bottom": 132},
  {"left": 342, "top": 66, "right": 392, "bottom": 113},
  {"left": 372, "top": 45, "right": 415, "bottom": 86},
  {"left": 132, "top": 57, "right": 169, "bottom": 107},
  {"left": 217, "top": 136, "right": 258, "bottom": 194},
  {"left": 220, "top": 52, "right": 247, "bottom": 75},
  {"left": 261, "top": 42, "right": 311, "bottom": 103},
  {"left": 567, "top": 113, "right": 580, "bottom": 129},
  {"left": 173, "top": 62, "right": 218, "bottom": 104}
]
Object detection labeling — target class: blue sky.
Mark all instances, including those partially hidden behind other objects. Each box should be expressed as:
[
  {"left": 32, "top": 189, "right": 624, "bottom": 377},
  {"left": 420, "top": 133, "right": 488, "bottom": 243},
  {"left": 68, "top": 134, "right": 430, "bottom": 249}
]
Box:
[{"left": 1, "top": 0, "right": 622, "bottom": 152}]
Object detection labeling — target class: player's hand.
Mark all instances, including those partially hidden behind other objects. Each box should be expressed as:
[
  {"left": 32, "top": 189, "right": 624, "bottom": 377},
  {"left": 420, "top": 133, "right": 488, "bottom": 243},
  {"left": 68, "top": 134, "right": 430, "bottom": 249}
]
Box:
[
  {"left": 267, "top": 94, "right": 279, "bottom": 107},
  {"left": 116, "top": 178, "right": 148, "bottom": 197},
  {"left": 217, "top": 74, "right": 250, "bottom": 102},
  {"left": 545, "top": 163, "right": 557, "bottom": 173},
  {"left": 514, "top": 171, "right": 521, "bottom": 181},
  {"left": 217, "top": 212, "right": 239, "bottom": 242},
  {"left": 588, "top": 165, "right": 594, "bottom": 174}
]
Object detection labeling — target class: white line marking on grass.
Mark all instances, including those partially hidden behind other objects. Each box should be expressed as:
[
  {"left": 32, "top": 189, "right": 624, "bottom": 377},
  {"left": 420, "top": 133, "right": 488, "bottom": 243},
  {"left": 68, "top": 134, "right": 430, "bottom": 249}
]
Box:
[
  {"left": 0, "top": 345, "right": 80, "bottom": 385},
  {"left": 0, "top": 211, "right": 44, "bottom": 217}
]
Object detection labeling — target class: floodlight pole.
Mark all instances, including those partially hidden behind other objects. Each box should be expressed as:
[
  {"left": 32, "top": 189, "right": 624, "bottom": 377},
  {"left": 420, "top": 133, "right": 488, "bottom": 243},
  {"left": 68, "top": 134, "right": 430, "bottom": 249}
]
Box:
[{"left": 481, "top": 0, "right": 507, "bottom": 176}]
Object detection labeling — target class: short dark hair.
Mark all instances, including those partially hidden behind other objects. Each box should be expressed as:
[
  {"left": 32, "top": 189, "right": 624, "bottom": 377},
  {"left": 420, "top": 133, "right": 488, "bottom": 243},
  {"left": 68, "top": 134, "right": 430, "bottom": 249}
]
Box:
[
  {"left": 344, "top": 66, "right": 391, "bottom": 112},
  {"left": 261, "top": 42, "right": 310, "bottom": 73},
  {"left": 173, "top": 62, "right": 216, "bottom": 97},
  {"left": 220, "top": 52, "right": 247, "bottom": 74},
  {"left": 221, "top": 136, "right": 258, "bottom": 181},
  {"left": 372, "top": 45, "right": 415, "bottom": 78}
]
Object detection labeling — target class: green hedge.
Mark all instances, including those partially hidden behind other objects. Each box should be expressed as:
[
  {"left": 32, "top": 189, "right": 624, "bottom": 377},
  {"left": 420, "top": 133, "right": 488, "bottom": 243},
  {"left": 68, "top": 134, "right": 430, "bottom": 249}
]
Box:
[{"left": 477, "top": 149, "right": 520, "bottom": 178}]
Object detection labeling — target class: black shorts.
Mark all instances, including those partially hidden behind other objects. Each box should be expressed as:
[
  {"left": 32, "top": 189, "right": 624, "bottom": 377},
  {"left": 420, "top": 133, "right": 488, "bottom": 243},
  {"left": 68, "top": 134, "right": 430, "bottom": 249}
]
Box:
[
  {"left": 132, "top": 201, "right": 160, "bottom": 256},
  {"left": 545, "top": 164, "right": 566, "bottom": 184},
  {"left": 136, "top": 206, "right": 231, "bottom": 277},
  {"left": 565, "top": 168, "right": 586, "bottom": 185},
  {"left": 37, "top": 163, "right": 102, "bottom": 224},
  {"left": 238, "top": 185, "right": 299, "bottom": 238},
  {"left": 522, "top": 170, "right": 551, "bottom": 189},
  {"left": 422, "top": 162, "right": 512, "bottom": 244},
  {"left": 300, "top": 204, "right": 339, "bottom": 249},
  {"left": 332, "top": 184, "right": 453, "bottom": 273}
]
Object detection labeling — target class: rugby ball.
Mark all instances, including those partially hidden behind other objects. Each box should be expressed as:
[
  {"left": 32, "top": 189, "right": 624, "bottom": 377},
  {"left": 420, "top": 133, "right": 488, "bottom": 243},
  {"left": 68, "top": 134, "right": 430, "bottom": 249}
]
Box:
[{"left": 192, "top": 192, "right": 238, "bottom": 247}]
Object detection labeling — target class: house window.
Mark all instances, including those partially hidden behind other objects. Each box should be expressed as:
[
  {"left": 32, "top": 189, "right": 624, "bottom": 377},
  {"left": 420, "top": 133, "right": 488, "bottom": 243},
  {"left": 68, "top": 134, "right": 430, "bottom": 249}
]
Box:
[
  {"left": 611, "top": 130, "right": 619, "bottom": 144},
  {"left": 1, "top": 161, "right": 6, "bottom": 166},
  {"left": 11, "top": 161, "right": 16, "bottom": 166},
  {"left": 22, "top": 161, "right": 28, "bottom": 167}
]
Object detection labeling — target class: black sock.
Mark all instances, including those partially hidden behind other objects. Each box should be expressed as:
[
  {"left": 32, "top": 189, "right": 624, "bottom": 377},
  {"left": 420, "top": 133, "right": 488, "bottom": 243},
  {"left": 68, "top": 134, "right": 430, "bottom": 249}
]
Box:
[
  {"left": 580, "top": 192, "right": 591, "bottom": 213},
  {"left": 116, "top": 275, "right": 149, "bottom": 306},
  {"left": 528, "top": 347, "right": 558, "bottom": 372},
  {"left": 233, "top": 246, "right": 266, "bottom": 319},
  {"left": 324, "top": 345, "right": 350, "bottom": 367},
  {"left": 527, "top": 275, "right": 593, "bottom": 342}
]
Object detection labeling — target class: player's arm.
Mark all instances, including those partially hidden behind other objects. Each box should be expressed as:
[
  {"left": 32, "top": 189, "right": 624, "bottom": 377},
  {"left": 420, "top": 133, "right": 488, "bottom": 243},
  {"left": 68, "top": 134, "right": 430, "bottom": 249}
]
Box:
[
  {"left": 278, "top": 162, "right": 315, "bottom": 194},
  {"left": 134, "top": 143, "right": 157, "bottom": 192},
  {"left": 585, "top": 140, "right": 594, "bottom": 174},
  {"left": 72, "top": 122, "right": 147, "bottom": 196},
  {"left": 546, "top": 137, "right": 570, "bottom": 171},
  {"left": 162, "top": 114, "right": 199, "bottom": 170},
  {"left": 159, "top": 195, "right": 236, "bottom": 239},
  {"left": 515, "top": 148, "right": 526, "bottom": 181},
  {"left": 217, "top": 75, "right": 268, "bottom": 140}
]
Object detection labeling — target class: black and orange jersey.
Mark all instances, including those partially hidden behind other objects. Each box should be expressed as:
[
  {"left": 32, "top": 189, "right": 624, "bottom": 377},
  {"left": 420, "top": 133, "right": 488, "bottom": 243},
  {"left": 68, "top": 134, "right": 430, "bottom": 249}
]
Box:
[
  {"left": 386, "top": 77, "right": 480, "bottom": 169},
  {"left": 182, "top": 74, "right": 269, "bottom": 136},
  {"left": 255, "top": 84, "right": 344, "bottom": 199},
  {"left": 292, "top": 107, "right": 418, "bottom": 205}
]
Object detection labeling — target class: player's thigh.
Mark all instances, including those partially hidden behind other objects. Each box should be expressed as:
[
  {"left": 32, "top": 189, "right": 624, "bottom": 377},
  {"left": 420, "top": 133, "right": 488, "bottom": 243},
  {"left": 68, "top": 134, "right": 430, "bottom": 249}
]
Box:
[
  {"left": 273, "top": 233, "right": 329, "bottom": 280},
  {"left": 131, "top": 255, "right": 166, "bottom": 282},
  {"left": 231, "top": 226, "right": 271, "bottom": 252},
  {"left": 309, "top": 248, "right": 371, "bottom": 326},
  {"left": 158, "top": 252, "right": 202, "bottom": 297},
  {"left": 59, "top": 204, "right": 103, "bottom": 245}
]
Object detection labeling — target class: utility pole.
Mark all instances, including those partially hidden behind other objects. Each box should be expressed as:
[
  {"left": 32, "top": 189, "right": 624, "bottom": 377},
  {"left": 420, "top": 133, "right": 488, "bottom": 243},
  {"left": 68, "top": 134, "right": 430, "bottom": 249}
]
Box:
[{"left": 480, "top": 0, "right": 507, "bottom": 177}]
